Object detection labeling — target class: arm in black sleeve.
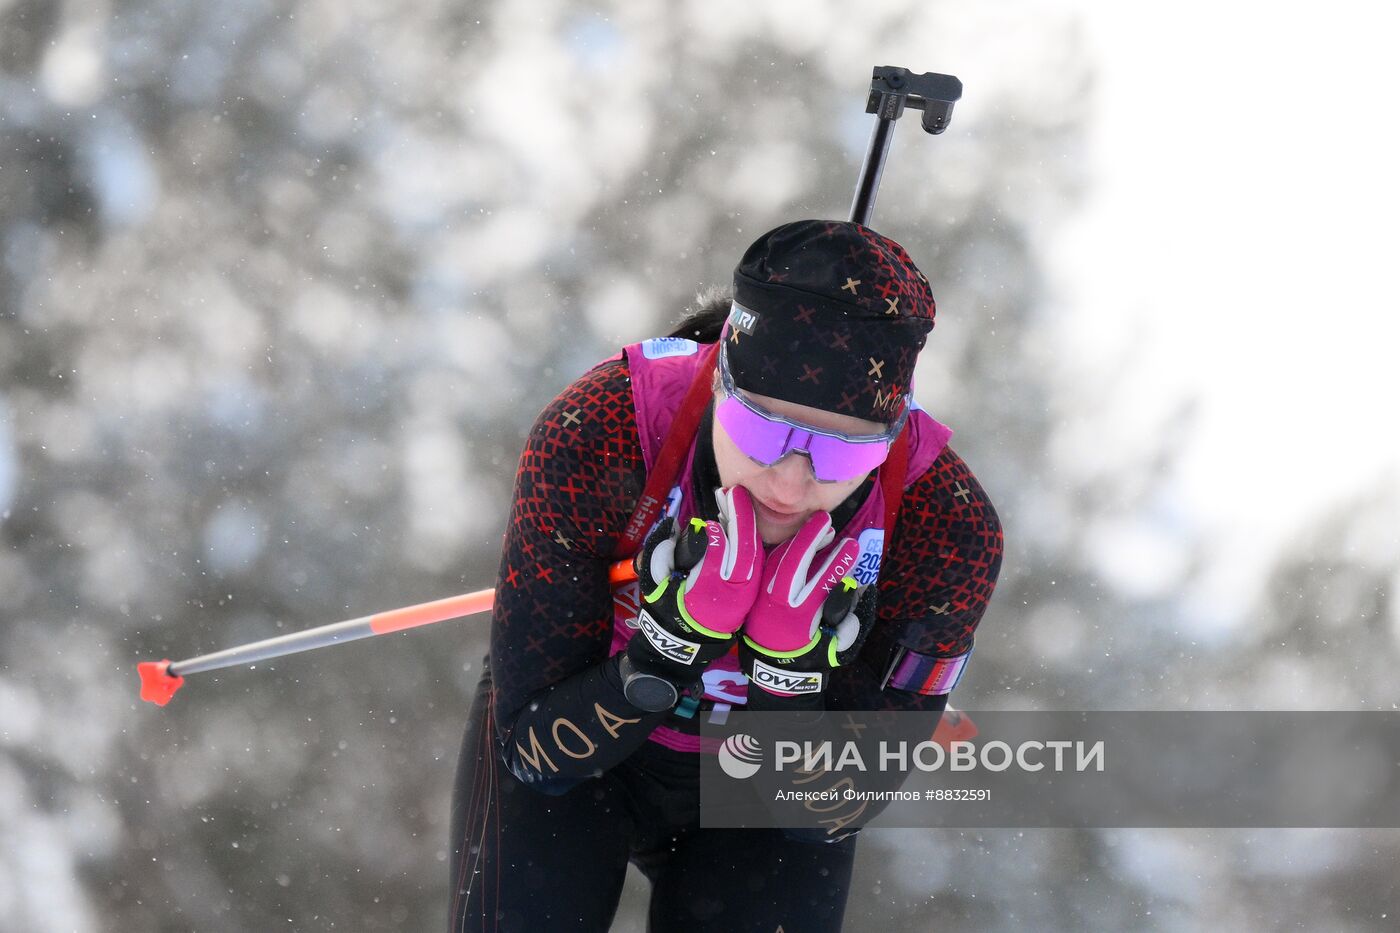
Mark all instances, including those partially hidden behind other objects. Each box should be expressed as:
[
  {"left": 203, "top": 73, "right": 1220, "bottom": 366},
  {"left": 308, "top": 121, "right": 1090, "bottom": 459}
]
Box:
[
  {"left": 828, "top": 445, "right": 1004, "bottom": 713},
  {"left": 486, "top": 358, "right": 670, "bottom": 793}
]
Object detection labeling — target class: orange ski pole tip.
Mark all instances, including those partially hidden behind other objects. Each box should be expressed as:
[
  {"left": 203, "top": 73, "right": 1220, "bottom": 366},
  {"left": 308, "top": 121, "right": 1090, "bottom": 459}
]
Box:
[
  {"left": 138, "top": 659, "right": 185, "bottom": 707},
  {"left": 931, "top": 708, "right": 978, "bottom": 747}
]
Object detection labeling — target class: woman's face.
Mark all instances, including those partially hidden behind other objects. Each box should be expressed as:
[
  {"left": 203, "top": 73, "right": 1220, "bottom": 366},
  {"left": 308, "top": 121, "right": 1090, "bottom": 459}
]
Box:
[{"left": 711, "top": 383, "right": 887, "bottom": 545}]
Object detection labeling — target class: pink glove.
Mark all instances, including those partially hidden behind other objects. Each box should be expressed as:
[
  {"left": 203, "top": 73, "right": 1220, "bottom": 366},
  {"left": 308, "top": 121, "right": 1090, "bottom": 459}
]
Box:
[
  {"left": 624, "top": 486, "right": 764, "bottom": 712},
  {"left": 740, "top": 512, "right": 862, "bottom": 699},
  {"left": 639, "top": 485, "right": 764, "bottom": 638}
]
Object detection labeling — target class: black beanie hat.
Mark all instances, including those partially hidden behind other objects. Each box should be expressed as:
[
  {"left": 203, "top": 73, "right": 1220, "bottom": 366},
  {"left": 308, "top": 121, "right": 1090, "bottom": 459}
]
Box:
[{"left": 724, "top": 219, "right": 936, "bottom": 424}]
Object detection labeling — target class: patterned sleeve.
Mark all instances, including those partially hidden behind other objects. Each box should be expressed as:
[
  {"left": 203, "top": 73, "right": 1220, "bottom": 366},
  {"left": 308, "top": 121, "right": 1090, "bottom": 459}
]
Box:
[
  {"left": 829, "top": 445, "right": 1004, "bottom": 711},
  {"left": 488, "top": 358, "right": 671, "bottom": 789}
]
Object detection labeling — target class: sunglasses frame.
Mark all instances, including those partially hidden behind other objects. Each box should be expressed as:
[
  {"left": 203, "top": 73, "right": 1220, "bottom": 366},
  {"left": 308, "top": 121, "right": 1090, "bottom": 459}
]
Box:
[{"left": 716, "top": 345, "right": 910, "bottom": 483}]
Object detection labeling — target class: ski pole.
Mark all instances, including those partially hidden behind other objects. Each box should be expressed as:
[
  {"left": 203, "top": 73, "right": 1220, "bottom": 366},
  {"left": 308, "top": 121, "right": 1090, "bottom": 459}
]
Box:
[
  {"left": 849, "top": 66, "right": 963, "bottom": 226},
  {"left": 138, "top": 559, "right": 639, "bottom": 706}
]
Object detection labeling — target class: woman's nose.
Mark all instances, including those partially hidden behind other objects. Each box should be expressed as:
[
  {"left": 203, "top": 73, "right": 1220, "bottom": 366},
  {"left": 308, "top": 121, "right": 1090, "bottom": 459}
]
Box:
[{"left": 766, "top": 452, "right": 816, "bottom": 503}]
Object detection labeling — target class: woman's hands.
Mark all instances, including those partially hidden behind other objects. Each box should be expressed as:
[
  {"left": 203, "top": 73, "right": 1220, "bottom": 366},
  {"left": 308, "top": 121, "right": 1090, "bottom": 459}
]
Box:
[
  {"left": 739, "top": 512, "right": 875, "bottom": 708},
  {"left": 622, "top": 490, "right": 875, "bottom": 712},
  {"left": 622, "top": 486, "right": 763, "bottom": 710}
]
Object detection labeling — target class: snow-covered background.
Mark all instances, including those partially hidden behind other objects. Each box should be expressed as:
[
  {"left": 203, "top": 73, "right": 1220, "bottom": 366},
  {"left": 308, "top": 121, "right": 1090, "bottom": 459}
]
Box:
[{"left": 2, "top": 0, "right": 1397, "bottom": 929}]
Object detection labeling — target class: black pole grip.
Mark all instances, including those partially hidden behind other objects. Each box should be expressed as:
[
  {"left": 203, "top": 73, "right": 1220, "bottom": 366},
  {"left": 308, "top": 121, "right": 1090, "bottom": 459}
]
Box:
[
  {"left": 821, "top": 581, "right": 860, "bottom": 630},
  {"left": 673, "top": 518, "right": 709, "bottom": 575}
]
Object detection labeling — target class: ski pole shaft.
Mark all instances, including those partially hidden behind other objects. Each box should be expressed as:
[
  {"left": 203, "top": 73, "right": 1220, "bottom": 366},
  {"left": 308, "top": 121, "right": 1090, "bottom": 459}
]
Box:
[
  {"left": 171, "top": 588, "right": 497, "bottom": 678},
  {"left": 138, "top": 559, "right": 639, "bottom": 706}
]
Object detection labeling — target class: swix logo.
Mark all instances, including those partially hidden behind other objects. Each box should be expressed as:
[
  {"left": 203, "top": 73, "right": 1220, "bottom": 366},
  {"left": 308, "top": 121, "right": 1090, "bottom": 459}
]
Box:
[
  {"left": 638, "top": 609, "right": 700, "bottom": 664},
  {"left": 727, "top": 301, "right": 759, "bottom": 335},
  {"left": 750, "top": 659, "right": 823, "bottom": 695}
]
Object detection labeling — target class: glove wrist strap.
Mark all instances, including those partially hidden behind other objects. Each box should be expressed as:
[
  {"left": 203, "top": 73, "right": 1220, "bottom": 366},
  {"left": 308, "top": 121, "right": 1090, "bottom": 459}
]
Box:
[{"left": 741, "top": 632, "right": 822, "bottom": 659}]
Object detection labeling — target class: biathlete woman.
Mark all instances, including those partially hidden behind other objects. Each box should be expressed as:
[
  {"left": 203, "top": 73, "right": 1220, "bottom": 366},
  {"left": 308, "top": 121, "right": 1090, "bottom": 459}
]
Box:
[{"left": 449, "top": 220, "right": 1003, "bottom": 931}]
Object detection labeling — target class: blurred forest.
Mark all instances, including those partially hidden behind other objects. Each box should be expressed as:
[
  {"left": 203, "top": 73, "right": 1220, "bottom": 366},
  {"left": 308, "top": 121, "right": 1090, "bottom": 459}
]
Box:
[{"left": 1, "top": 0, "right": 1397, "bottom": 930}]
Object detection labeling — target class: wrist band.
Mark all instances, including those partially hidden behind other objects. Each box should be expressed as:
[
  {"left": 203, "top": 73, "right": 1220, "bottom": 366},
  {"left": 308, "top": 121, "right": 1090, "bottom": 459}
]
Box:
[
  {"left": 882, "top": 646, "right": 971, "bottom": 696},
  {"left": 618, "top": 653, "right": 692, "bottom": 712}
]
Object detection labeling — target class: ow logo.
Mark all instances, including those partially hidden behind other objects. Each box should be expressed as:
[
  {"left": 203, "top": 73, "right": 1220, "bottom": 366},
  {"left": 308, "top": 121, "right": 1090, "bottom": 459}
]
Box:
[
  {"left": 638, "top": 610, "right": 700, "bottom": 665},
  {"left": 750, "top": 659, "right": 823, "bottom": 695}
]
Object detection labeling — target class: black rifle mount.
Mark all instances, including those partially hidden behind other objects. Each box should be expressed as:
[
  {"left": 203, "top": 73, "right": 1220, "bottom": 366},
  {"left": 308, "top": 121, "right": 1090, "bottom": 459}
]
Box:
[{"left": 849, "top": 66, "right": 963, "bottom": 227}]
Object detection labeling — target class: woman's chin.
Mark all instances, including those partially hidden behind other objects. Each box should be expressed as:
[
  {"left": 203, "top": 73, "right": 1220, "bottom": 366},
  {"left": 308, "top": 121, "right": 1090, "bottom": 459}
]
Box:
[{"left": 757, "top": 515, "right": 806, "bottom": 546}]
